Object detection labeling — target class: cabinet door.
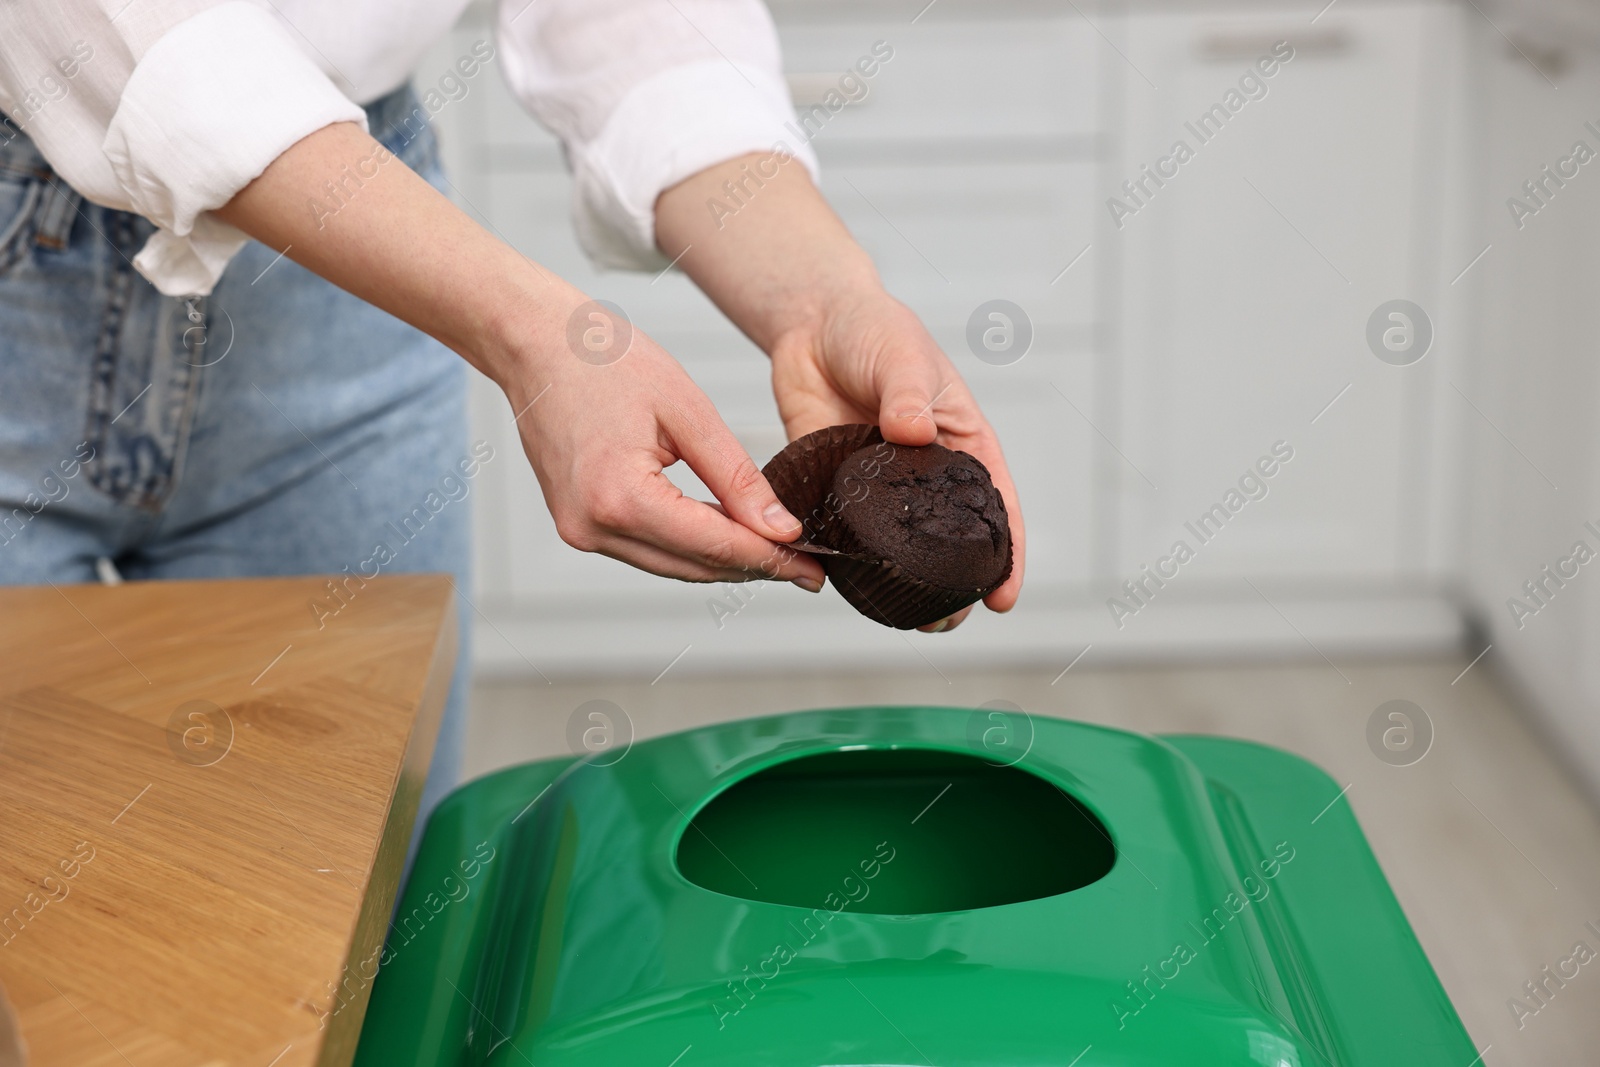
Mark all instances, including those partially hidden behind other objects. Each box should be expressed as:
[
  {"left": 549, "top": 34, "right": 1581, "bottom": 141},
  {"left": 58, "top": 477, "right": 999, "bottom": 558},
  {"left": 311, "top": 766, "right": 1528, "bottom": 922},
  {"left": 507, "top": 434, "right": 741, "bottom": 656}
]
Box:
[
  {"left": 1107, "top": 4, "right": 1452, "bottom": 588},
  {"left": 1466, "top": 33, "right": 1600, "bottom": 793}
]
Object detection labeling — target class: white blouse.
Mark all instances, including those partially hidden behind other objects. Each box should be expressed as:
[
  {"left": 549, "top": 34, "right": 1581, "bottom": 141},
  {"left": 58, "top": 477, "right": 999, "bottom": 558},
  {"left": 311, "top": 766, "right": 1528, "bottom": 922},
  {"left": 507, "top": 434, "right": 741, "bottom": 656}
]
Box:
[{"left": 0, "top": 0, "right": 816, "bottom": 295}]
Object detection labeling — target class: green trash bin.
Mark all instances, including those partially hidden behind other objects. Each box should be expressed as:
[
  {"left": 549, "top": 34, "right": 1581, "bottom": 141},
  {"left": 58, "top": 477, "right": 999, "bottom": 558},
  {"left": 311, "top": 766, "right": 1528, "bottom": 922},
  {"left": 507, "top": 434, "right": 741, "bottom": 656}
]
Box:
[{"left": 353, "top": 706, "right": 1479, "bottom": 1066}]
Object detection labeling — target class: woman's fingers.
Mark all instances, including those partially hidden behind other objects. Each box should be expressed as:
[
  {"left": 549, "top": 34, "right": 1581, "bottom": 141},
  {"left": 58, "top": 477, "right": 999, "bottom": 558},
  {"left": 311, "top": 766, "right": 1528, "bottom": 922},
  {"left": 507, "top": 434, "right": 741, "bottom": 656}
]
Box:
[
  {"left": 589, "top": 531, "right": 816, "bottom": 587},
  {"left": 660, "top": 388, "right": 808, "bottom": 542},
  {"left": 592, "top": 469, "right": 826, "bottom": 589},
  {"left": 525, "top": 339, "right": 831, "bottom": 591}
]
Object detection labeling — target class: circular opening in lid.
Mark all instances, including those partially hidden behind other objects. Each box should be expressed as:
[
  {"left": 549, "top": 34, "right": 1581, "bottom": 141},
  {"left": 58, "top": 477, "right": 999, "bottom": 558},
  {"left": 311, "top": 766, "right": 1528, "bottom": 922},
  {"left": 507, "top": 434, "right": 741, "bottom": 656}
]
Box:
[{"left": 677, "top": 747, "right": 1114, "bottom": 913}]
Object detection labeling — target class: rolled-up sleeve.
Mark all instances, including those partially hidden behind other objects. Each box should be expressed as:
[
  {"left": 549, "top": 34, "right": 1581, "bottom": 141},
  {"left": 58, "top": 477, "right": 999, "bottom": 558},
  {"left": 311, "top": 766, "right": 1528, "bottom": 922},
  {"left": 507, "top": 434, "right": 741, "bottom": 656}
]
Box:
[
  {"left": 0, "top": 1, "right": 365, "bottom": 295},
  {"left": 495, "top": 0, "right": 818, "bottom": 270},
  {"left": 107, "top": 4, "right": 366, "bottom": 293}
]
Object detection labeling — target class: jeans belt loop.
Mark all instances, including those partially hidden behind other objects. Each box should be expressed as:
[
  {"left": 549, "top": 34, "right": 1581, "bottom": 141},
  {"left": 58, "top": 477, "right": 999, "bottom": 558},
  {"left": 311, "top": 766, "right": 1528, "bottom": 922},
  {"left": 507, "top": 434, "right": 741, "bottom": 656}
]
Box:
[{"left": 32, "top": 172, "right": 82, "bottom": 251}]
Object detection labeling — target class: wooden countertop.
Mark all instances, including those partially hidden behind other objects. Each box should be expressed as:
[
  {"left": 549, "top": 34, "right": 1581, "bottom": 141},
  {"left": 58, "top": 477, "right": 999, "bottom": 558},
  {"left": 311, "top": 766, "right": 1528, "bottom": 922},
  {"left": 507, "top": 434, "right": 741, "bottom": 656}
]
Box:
[{"left": 0, "top": 575, "right": 457, "bottom": 1067}]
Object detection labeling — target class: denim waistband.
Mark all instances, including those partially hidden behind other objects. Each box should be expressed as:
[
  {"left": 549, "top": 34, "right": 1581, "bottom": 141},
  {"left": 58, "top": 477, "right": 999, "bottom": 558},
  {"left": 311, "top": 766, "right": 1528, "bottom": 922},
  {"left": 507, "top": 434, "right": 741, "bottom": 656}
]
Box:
[{"left": 0, "top": 82, "right": 426, "bottom": 188}]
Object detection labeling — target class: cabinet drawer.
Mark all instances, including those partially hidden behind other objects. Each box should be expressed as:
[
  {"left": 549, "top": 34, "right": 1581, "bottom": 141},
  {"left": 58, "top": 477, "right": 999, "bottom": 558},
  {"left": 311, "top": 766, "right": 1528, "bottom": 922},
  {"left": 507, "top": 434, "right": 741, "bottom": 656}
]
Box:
[
  {"left": 777, "top": 7, "right": 1098, "bottom": 144},
  {"left": 470, "top": 5, "right": 1099, "bottom": 156}
]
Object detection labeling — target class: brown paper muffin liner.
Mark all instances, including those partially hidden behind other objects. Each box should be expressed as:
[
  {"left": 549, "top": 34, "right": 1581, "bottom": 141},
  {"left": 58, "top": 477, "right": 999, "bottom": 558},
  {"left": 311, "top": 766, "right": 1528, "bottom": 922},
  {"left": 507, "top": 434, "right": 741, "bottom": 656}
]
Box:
[{"left": 762, "top": 425, "right": 1013, "bottom": 629}]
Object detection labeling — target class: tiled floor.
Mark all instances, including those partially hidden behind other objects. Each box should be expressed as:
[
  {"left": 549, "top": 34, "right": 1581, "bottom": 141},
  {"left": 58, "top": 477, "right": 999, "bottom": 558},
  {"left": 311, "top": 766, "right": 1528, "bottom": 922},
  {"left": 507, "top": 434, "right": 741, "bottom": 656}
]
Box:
[{"left": 467, "top": 657, "right": 1600, "bottom": 1065}]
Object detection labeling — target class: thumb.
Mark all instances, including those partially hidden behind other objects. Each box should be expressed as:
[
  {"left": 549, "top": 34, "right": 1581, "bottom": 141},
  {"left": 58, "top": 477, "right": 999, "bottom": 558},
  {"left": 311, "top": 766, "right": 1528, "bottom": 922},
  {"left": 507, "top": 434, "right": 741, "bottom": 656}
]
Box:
[{"left": 876, "top": 362, "right": 944, "bottom": 446}]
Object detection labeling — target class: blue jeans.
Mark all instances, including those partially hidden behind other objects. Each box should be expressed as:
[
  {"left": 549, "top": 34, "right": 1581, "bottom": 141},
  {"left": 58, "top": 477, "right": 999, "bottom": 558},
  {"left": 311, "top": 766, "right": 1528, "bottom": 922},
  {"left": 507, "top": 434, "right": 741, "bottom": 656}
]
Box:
[{"left": 0, "top": 87, "right": 472, "bottom": 862}]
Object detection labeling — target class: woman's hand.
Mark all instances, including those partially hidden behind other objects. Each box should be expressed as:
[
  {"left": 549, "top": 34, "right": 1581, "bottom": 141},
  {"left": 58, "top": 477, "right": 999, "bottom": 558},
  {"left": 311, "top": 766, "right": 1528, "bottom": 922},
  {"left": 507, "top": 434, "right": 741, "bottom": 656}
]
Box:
[
  {"left": 768, "top": 287, "right": 1025, "bottom": 631},
  {"left": 656, "top": 153, "right": 1026, "bottom": 631},
  {"left": 499, "top": 308, "right": 826, "bottom": 589}
]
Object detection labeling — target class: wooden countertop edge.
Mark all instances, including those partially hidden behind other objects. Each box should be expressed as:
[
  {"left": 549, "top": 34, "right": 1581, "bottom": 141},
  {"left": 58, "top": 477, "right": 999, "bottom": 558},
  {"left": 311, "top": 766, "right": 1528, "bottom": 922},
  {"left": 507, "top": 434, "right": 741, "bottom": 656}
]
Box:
[{"left": 317, "top": 583, "right": 458, "bottom": 1067}]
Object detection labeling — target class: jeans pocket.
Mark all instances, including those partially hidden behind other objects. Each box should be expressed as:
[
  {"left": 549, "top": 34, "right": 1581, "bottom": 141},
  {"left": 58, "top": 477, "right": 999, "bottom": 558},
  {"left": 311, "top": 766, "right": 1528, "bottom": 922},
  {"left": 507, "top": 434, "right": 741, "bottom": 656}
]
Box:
[{"left": 0, "top": 172, "right": 44, "bottom": 276}]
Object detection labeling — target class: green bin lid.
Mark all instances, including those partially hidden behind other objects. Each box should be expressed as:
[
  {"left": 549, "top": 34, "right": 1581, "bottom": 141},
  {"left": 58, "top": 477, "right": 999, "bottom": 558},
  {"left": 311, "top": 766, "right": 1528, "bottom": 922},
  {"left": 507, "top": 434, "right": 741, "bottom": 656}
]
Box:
[{"left": 355, "top": 707, "right": 1478, "bottom": 1066}]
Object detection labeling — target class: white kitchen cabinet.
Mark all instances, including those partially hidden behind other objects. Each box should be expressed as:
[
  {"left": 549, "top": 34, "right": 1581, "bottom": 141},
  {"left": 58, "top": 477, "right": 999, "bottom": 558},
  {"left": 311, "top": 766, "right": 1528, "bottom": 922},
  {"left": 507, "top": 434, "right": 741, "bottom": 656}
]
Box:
[
  {"left": 422, "top": 0, "right": 1484, "bottom": 677},
  {"left": 1105, "top": 2, "right": 1473, "bottom": 589}
]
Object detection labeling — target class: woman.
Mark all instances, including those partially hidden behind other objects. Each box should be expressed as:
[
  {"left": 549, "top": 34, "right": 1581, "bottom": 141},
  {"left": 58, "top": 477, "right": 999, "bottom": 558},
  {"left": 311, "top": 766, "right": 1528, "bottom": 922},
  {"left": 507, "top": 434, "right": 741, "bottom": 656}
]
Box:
[{"left": 0, "top": 0, "right": 1025, "bottom": 824}]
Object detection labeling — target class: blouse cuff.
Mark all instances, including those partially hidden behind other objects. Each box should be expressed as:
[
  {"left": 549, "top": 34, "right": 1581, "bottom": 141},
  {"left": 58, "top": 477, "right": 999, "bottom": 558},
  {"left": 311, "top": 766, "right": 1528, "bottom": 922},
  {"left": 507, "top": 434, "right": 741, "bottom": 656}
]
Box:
[
  {"left": 104, "top": 2, "right": 367, "bottom": 295},
  {"left": 569, "top": 60, "right": 821, "bottom": 271}
]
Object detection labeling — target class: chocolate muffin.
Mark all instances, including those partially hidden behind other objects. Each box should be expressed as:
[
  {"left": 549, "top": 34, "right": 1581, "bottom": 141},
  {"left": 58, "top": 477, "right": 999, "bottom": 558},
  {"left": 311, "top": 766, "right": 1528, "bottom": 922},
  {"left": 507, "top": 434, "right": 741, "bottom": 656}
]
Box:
[
  {"left": 761, "top": 425, "right": 1012, "bottom": 629},
  {"left": 831, "top": 442, "right": 1010, "bottom": 592}
]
